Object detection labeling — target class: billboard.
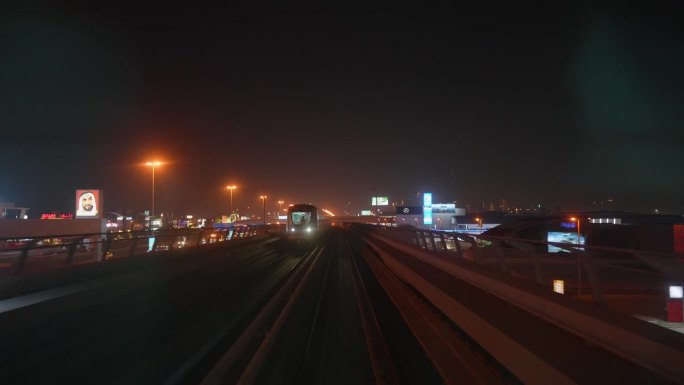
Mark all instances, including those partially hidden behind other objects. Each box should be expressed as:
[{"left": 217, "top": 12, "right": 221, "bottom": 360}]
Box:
[
  {"left": 547, "top": 232, "right": 585, "bottom": 253},
  {"left": 674, "top": 224, "right": 684, "bottom": 254},
  {"left": 423, "top": 192, "right": 432, "bottom": 225},
  {"left": 75, "top": 189, "right": 102, "bottom": 218},
  {"left": 372, "top": 196, "right": 389, "bottom": 206},
  {"left": 423, "top": 208, "right": 433, "bottom": 225},
  {"left": 397, "top": 206, "right": 423, "bottom": 215},
  {"left": 423, "top": 193, "right": 432, "bottom": 207},
  {"left": 432, "top": 203, "right": 456, "bottom": 214}
]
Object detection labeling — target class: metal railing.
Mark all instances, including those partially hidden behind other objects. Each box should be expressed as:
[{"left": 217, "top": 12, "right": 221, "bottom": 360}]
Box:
[
  {"left": 362, "top": 225, "right": 684, "bottom": 311},
  {"left": 356, "top": 224, "right": 684, "bottom": 383},
  {"left": 0, "top": 224, "right": 285, "bottom": 277}
]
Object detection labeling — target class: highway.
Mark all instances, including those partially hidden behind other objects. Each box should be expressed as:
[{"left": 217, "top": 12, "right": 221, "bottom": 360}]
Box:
[{"left": 1, "top": 226, "right": 683, "bottom": 384}]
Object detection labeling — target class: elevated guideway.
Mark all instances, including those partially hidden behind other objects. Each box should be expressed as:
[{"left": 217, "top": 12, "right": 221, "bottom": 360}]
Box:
[{"left": 0, "top": 224, "right": 683, "bottom": 384}]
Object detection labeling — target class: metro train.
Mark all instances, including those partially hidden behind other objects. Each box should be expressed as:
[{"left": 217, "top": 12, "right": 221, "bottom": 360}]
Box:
[{"left": 287, "top": 204, "right": 320, "bottom": 238}]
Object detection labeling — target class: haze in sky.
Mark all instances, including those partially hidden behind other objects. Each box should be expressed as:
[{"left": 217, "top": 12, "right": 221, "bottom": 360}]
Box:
[{"left": 1, "top": 3, "right": 683, "bottom": 216}]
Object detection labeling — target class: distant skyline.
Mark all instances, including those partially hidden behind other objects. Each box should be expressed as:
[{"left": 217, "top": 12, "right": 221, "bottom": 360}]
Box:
[{"left": 1, "top": 3, "right": 683, "bottom": 217}]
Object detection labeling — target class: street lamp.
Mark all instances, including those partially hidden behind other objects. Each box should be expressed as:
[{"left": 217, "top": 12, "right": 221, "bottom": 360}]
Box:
[
  {"left": 226, "top": 185, "right": 237, "bottom": 216},
  {"left": 570, "top": 216, "right": 582, "bottom": 295},
  {"left": 145, "top": 161, "right": 162, "bottom": 228},
  {"left": 259, "top": 195, "right": 268, "bottom": 225}
]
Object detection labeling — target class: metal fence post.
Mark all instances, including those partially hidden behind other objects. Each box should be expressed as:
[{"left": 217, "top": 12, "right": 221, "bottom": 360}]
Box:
[
  {"left": 15, "top": 239, "right": 37, "bottom": 274},
  {"left": 470, "top": 236, "right": 481, "bottom": 262},
  {"left": 129, "top": 236, "right": 139, "bottom": 257},
  {"left": 65, "top": 237, "right": 82, "bottom": 267},
  {"left": 429, "top": 232, "right": 438, "bottom": 251},
  {"left": 416, "top": 231, "right": 425, "bottom": 248},
  {"left": 584, "top": 252, "right": 607, "bottom": 305},
  {"left": 495, "top": 240, "right": 508, "bottom": 272},
  {"left": 453, "top": 234, "right": 464, "bottom": 257},
  {"left": 439, "top": 233, "right": 447, "bottom": 253},
  {"left": 529, "top": 252, "right": 545, "bottom": 285},
  {"left": 102, "top": 235, "right": 114, "bottom": 260}
]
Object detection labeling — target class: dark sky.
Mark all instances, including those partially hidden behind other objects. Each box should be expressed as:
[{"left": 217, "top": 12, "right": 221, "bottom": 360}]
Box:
[{"left": 1, "top": 2, "right": 684, "bottom": 217}]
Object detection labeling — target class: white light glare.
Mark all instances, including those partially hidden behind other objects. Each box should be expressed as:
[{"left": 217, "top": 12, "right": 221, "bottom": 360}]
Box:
[
  {"left": 306, "top": 227, "right": 311, "bottom": 233},
  {"left": 291, "top": 228, "right": 296, "bottom": 232}
]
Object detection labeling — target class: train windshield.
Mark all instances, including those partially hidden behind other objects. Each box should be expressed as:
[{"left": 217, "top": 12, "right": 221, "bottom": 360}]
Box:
[{"left": 291, "top": 212, "right": 312, "bottom": 225}]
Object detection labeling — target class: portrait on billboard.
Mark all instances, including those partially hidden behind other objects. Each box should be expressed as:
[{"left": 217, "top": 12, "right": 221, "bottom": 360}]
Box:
[{"left": 75, "top": 190, "right": 101, "bottom": 218}]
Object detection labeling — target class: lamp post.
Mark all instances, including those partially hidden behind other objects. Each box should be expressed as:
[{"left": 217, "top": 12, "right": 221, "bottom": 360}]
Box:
[
  {"left": 570, "top": 216, "right": 582, "bottom": 295},
  {"left": 145, "top": 161, "right": 162, "bottom": 228},
  {"left": 226, "top": 185, "right": 237, "bottom": 216},
  {"left": 259, "top": 195, "right": 268, "bottom": 225}
]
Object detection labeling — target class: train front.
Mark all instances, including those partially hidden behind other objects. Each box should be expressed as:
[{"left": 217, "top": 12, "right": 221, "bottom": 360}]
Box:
[{"left": 287, "top": 204, "right": 318, "bottom": 238}]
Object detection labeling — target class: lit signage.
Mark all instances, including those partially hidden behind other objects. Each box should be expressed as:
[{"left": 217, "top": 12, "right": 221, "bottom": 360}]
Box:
[
  {"left": 553, "top": 280, "right": 565, "bottom": 294},
  {"left": 397, "top": 206, "right": 423, "bottom": 215},
  {"left": 670, "top": 286, "right": 683, "bottom": 299},
  {"left": 432, "top": 203, "right": 455, "bottom": 214},
  {"left": 423, "top": 193, "right": 432, "bottom": 225},
  {"left": 560, "top": 222, "right": 576, "bottom": 229},
  {"left": 547, "top": 232, "right": 586, "bottom": 253},
  {"left": 75, "top": 189, "right": 102, "bottom": 219},
  {"left": 361, "top": 210, "right": 372, "bottom": 216},
  {"left": 675, "top": 224, "right": 684, "bottom": 254},
  {"left": 423, "top": 193, "right": 432, "bottom": 207},
  {"left": 424, "top": 209, "right": 432, "bottom": 225},
  {"left": 371, "top": 197, "right": 389, "bottom": 206},
  {"left": 40, "top": 213, "right": 74, "bottom": 220}
]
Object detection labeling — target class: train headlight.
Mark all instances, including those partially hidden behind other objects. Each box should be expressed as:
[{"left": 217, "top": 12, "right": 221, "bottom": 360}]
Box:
[{"left": 306, "top": 227, "right": 311, "bottom": 233}]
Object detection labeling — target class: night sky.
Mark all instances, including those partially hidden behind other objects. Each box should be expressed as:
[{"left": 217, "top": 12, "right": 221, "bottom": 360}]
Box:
[{"left": 1, "top": 2, "right": 683, "bottom": 217}]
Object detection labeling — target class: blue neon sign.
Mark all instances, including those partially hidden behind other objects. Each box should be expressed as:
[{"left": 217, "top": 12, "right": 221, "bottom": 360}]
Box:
[{"left": 423, "top": 192, "right": 433, "bottom": 225}]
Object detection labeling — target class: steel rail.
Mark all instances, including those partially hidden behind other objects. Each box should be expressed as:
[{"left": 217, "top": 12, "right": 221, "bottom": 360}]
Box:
[
  {"left": 360, "top": 245, "right": 507, "bottom": 385},
  {"left": 234, "top": 245, "right": 326, "bottom": 385},
  {"left": 299, "top": 232, "right": 338, "bottom": 370},
  {"left": 344, "top": 233, "right": 401, "bottom": 385},
  {"left": 198, "top": 246, "right": 324, "bottom": 385}
]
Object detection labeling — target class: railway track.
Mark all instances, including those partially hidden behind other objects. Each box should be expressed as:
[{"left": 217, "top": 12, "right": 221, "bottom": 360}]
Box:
[{"left": 4, "top": 226, "right": 677, "bottom": 384}]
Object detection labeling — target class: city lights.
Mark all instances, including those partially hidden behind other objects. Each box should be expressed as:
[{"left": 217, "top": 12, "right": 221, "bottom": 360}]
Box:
[
  {"left": 226, "top": 185, "right": 237, "bottom": 215},
  {"left": 145, "top": 161, "right": 164, "bottom": 227},
  {"left": 259, "top": 195, "right": 268, "bottom": 225}
]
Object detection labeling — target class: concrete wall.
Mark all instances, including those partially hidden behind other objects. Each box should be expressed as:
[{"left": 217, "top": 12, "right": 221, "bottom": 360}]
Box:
[{"left": 0, "top": 219, "right": 106, "bottom": 238}]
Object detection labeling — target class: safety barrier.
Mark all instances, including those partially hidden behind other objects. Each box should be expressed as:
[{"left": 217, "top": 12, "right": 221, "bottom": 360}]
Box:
[
  {"left": 365, "top": 225, "right": 684, "bottom": 306},
  {"left": 0, "top": 224, "right": 284, "bottom": 277},
  {"left": 359, "top": 224, "right": 684, "bottom": 383}
]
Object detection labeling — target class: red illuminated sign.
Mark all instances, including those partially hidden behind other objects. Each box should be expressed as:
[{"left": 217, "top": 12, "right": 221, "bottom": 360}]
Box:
[
  {"left": 674, "top": 224, "right": 684, "bottom": 254},
  {"left": 40, "top": 213, "right": 74, "bottom": 220}
]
